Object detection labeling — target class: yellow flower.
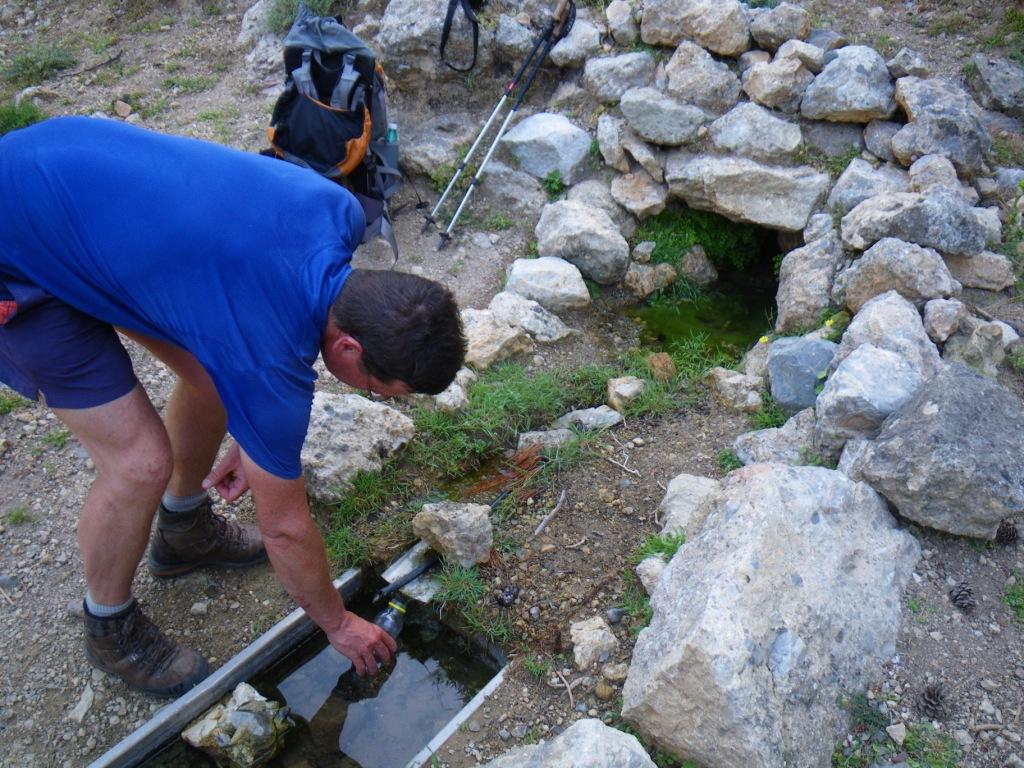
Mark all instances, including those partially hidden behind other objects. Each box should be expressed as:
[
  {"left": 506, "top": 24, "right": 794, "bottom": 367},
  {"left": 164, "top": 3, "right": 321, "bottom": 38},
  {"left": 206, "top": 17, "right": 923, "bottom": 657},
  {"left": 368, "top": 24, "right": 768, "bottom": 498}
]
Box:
[
  {"left": 758, "top": 335, "right": 770, "bottom": 344},
  {"left": 825, "top": 318, "right": 835, "bottom": 327}
]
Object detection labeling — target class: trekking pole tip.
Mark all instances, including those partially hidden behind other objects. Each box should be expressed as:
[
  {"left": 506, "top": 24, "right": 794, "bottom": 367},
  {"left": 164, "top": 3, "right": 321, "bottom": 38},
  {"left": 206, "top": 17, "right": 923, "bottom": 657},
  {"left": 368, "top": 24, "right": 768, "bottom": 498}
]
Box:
[{"left": 437, "top": 232, "right": 452, "bottom": 250}]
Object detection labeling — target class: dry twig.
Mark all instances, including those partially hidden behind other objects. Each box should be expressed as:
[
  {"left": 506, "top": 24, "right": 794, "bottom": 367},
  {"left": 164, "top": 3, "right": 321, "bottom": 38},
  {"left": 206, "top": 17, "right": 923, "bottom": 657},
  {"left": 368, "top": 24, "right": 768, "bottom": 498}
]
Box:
[
  {"left": 566, "top": 536, "right": 587, "bottom": 549},
  {"left": 604, "top": 455, "right": 640, "bottom": 477},
  {"left": 533, "top": 490, "right": 567, "bottom": 538},
  {"left": 59, "top": 50, "right": 123, "bottom": 79},
  {"left": 555, "top": 668, "right": 575, "bottom": 710},
  {"left": 0, "top": 585, "right": 13, "bottom": 605}
]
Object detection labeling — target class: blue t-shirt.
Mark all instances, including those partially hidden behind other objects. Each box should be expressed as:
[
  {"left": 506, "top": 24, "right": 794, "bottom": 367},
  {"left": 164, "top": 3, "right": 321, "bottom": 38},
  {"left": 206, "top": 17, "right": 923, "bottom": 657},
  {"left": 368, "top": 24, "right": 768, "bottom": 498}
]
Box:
[{"left": 0, "top": 117, "right": 366, "bottom": 478}]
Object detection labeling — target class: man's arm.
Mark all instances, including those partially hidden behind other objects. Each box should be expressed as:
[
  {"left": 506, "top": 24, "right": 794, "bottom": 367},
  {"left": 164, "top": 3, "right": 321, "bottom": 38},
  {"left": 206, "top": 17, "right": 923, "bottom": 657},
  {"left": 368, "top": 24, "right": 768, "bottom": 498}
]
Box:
[{"left": 239, "top": 449, "right": 397, "bottom": 675}]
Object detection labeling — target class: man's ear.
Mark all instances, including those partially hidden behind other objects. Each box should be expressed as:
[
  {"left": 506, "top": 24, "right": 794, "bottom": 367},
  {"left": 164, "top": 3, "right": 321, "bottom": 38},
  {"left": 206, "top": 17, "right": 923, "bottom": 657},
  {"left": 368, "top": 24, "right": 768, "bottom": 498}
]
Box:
[{"left": 325, "top": 325, "right": 364, "bottom": 360}]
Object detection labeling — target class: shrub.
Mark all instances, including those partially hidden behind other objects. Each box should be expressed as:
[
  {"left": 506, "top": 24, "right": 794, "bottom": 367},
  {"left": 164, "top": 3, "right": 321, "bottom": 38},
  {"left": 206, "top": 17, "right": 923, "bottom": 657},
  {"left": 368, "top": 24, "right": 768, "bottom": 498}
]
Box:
[{"left": 1, "top": 44, "right": 75, "bottom": 85}]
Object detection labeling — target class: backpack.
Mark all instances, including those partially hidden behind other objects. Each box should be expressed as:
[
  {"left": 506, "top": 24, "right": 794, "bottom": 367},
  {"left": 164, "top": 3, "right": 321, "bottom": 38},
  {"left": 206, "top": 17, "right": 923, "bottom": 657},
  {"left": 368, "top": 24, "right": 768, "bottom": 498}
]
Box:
[{"left": 265, "top": 3, "right": 401, "bottom": 258}]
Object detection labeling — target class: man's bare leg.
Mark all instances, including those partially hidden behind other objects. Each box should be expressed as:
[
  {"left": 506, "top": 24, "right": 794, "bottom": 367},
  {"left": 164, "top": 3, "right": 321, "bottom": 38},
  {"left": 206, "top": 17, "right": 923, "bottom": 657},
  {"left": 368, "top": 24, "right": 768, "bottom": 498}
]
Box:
[{"left": 54, "top": 385, "right": 171, "bottom": 605}]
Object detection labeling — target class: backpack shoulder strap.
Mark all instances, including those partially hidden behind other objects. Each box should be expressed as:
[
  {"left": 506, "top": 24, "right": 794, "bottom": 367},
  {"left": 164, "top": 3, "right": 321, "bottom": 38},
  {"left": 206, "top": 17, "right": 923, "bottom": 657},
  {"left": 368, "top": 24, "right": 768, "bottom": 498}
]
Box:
[{"left": 440, "top": 0, "right": 480, "bottom": 73}]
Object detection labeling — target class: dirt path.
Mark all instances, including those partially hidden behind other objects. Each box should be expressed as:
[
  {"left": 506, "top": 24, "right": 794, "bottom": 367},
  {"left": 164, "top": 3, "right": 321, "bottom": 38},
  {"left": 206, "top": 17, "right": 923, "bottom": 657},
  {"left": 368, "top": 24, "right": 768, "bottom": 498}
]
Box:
[{"left": 0, "top": 2, "right": 1022, "bottom": 767}]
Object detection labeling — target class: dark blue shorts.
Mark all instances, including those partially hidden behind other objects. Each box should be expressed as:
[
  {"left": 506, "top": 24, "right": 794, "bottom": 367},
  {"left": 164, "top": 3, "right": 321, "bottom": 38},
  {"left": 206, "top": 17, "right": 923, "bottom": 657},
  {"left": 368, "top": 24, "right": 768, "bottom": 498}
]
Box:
[{"left": 0, "top": 296, "right": 138, "bottom": 409}]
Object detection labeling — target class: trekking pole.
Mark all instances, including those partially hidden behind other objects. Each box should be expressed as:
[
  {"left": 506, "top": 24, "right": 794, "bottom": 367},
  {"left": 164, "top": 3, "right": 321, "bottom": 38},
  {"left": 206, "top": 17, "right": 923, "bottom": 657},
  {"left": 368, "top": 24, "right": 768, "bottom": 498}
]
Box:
[{"left": 434, "top": 0, "right": 575, "bottom": 246}]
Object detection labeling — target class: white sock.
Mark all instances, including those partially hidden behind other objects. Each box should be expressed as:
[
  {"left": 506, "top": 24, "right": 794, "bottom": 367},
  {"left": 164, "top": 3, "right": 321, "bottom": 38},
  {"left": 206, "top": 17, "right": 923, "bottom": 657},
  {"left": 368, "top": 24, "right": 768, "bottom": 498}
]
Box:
[
  {"left": 161, "top": 491, "right": 209, "bottom": 514},
  {"left": 85, "top": 591, "right": 133, "bottom": 618}
]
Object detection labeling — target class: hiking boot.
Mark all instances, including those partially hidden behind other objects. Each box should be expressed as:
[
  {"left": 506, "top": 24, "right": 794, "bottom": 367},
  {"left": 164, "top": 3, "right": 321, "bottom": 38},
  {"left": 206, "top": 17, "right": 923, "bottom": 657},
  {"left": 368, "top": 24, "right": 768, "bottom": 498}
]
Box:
[
  {"left": 148, "top": 498, "right": 266, "bottom": 578},
  {"left": 83, "top": 600, "right": 210, "bottom": 697}
]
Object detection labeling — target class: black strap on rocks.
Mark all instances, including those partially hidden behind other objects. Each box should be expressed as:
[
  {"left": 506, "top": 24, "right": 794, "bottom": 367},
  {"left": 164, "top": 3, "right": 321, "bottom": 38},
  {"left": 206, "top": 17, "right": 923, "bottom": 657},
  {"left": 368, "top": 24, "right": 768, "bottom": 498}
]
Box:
[{"left": 440, "top": 0, "right": 482, "bottom": 72}]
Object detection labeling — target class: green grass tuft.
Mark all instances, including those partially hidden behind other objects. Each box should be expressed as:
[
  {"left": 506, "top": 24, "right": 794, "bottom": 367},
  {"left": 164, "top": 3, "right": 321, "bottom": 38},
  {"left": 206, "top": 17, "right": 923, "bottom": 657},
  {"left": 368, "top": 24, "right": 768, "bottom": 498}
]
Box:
[
  {"left": 42, "top": 429, "right": 70, "bottom": 450},
  {"left": 1004, "top": 573, "right": 1024, "bottom": 623},
  {"left": 6, "top": 506, "right": 32, "bottom": 525},
  {"left": 266, "top": 0, "right": 338, "bottom": 35},
  {"left": 632, "top": 205, "right": 764, "bottom": 272},
  {"left": 436, "top": 561, "right": 514, "bottom": 644},
  {"left": 541, "top": 169, "right": 566, "bottom": 199},
  {"left": 0, "top": 391, "right": 32, "bottom": 415},
  {"left": 983, "top": 8, "right": 1024, "bottom": 62},
  {"left": 717, "top": 449, "right": 742, "bottom": 473},
  {"left": 323, "top": 525, "right": 370, "bottom": 568},
  {"left": 163, "top": 75, "right": 217, "bottom": 94},
  {"left": 2, "top": 44, "right": 76, "bottom": 85},
  {"left": 523, "top": 656, "right": 551, "bottom": 679},
  {"left": 750, "top": 392, "right": 786, "bottom": 430},
  {"left": 628, "top": 532, "right": 685, "bottom": 566}
]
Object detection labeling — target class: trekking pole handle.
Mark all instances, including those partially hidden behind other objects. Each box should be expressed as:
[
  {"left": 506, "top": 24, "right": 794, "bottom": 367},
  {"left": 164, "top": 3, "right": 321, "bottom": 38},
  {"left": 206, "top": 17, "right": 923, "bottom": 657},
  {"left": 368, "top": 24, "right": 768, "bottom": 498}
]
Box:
[{"left": 552, "top": 0, "right": 572, "bottom": 36}]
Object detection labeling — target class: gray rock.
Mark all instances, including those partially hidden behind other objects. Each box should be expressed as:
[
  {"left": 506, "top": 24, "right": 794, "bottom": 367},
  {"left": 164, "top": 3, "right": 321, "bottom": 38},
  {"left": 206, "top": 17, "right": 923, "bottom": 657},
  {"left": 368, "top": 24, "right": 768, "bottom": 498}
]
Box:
[
  {"left": 583, "top": 53, "right": 656, "bottom": 104},
  {"left": 478, "top": 161, "right": 548, "bottom": 219},
  {"left": 733, "top": 408, "right": 817, "bottom": 465},
  {"left": 182, "top": 683, "right": 292, "bottom": 767},
  {"left": 621, "top": 129, "right": 666, "bottom": 183},
  {"left": 801, "top": 120, "right": 864, "bottom": 157},
  {"left": 505, "top": 257, "right": 591, "bottom": 312},
  {"left": 636, "top": 555, "right": 667, "bottom": 595},
  {"left": 864, "top": 120, "right": 901, "bottom": 163},
  {"left": 536, "top": 200, "right": 630, "bottom": 284},
  {"left": 502, "top": 113, "right": 592, "bottom": 185},
  {"left": 606, "top": 0, "right": 639, "bottom": 45},
  {"left": 708, "top": 102, "right": 803, "bottom": 163},
  {"left": 633, "top": 240, "right": 657, "bottom": 263},
  {"left": 891, "top": 77, "right": 991, "bottom": 175},
  {"left": 768, "top": 337, "right": 839, "bottom": 415},
  {"left": 832, "top": 237, "right": 960, "bottom": 312},
  {"left": 850, "top": 364, "right": 1024, "bottom": 538},
  {"left": 973, "top": 206, "right": 1002, "bottom": 244},
  {"left": 570, "top": 616, "right": 619, "bottom": 670},
  {"left": 943, "top": 318, "right": 1006, "bottom": 378},
  {"left": 814, "top": 344, "right": 924, "bottom": 455},
  {"left": 775, "top": 232, "right": 844, "bottom": 333},
  {"left": 659, "top": 473, "right": 721, "bottom": 538},
  {"left": 739, "top": 49, "right": 772, "bottom": 72},
  {"left": 832, "top": 290, "right": 943, "bottom": 379},
  {"left": 827, "top": 159, "right": 909, "bottom": 216},
  {"left": 840, "top": 190, "right": 988, "bottom": 257},
  {"left": 597, "top": 114, "right": 630, "bottom": 173},
  {"left": 517, "top": 428, "right": 576, "bottom": 452},
  {"left": 622, "top": 464, "right": 920, "bottom": 768},
  {"left": 620, "top": 87, "right": 711, "bottom": 146},
  {"left": 302, "top": 393, "right": 415, "bottom": 502},
  {"left": 665, "top": 41, "right": 742, "bottom": 115},
  {"left": 965, "top": 54, "right": 1024, "bottom": 119},
  {"left": 640, "top": 0, "right": 750, "bottom": 56},
  {"left": 806, "top": 27, "right": 845, "bottom": 51},
  {"left": 611, "top": 170, "right": 669, "bottom": 220},
  {"left": 802, "top": 45, "right": 896, "bottom": 122},
  {"left": 706, "top": 366, "right": 764, "bottom": 413},
  {"left": 481, "top": 719, "right": 656, "bottom": 768},
  {"left": 680, "top": 244, "right": 718, "bottom": 285},
  {"left": 461, "top": 308, "right": 534, "bottom": 369},
  {"left": 552, "top": 405, "right": 624, "bottom": 430},
  {"left": 803, "top": 212, "right": 835, "bottom": 244},
  {"left": 776, "top": 39, "right": 825, "bottom": 74},
  {"left": 623, "top": 262, "right": 678, "bottom": 300},
  {"left": 413, "top": 502, "right": 493, "bottom": 567},
  {"left": 431, "top": 367, "right": 476, "bottom": 414},
  {"left": 568, "top": 178, "right": 638, "bottom": 238},
  {"left": 743, "top": 340, "right": 771, "bottom": 381},
  {"left": 923, "top": 298, "right": 967, "bottom": 344},
  {"left": 493, "top": 14, "right": 534, "bottom": 63},
  {"left": 907, "top": 153, "right": 962, "bottom": 197},
  {"left": 399, "top": 112, "right": 479, "bottom": 177},
  {"left": 666, "top": 152, "right": 829, "bottom": 231},
  {"left": 550, "top": 18, "right": 601, "bottom": 68},
  {"left": 488, "top": 291, "right": 575, "bottom": 342},
  {"left": 943, "top": 250, "right": 1016, "bottom": 292},
  {"left": 886, "top": 47, "right": 929, "bottom": 78},
  {"left": 377, "top": 0, "right": 484, "bottom": 82},
  {"left": 608, "top": 375, "right": 647, "bottom": 412},
  {"left": 750, "top": 2, "right": 810, "bottom": 51},
  {"left": 742, "top": 57, "right": 814, "bottom": 113}
]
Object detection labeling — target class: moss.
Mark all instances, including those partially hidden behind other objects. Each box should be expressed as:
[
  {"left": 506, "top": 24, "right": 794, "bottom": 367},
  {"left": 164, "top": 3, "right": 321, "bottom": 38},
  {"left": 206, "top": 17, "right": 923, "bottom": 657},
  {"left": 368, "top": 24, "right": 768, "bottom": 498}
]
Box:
[{"left": 632, "top": 205, "right": 765, "bottom": 272}]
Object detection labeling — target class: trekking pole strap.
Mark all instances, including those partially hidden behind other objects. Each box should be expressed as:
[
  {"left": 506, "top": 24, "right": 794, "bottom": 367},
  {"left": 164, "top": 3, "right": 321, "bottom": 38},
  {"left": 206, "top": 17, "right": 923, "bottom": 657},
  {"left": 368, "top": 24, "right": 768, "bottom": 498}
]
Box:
[{"left": 440, "top": 0, "right": 480, "bottom": 73}]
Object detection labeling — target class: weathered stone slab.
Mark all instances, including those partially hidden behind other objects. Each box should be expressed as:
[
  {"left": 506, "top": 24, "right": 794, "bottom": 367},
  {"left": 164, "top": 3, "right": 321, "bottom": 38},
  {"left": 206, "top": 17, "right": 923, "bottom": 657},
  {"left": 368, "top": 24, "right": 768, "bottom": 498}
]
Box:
[
  {"left": 768, "top": 337, "right": 839, "bottom": 415},
  {"left": 505, "top": 257, "right": 591, "bottom": 312},
  {"left": 665, "top": 41, "right": 742, "bottom": 115},
  {"left": 412, "top": 502, "right": 493, "bottom": 567},
  {"left": 750, "top": 2, "right": 810, "bottom": 51},
  {"left": 827, "top": 159, "right": 909, "bottom": 216},
  {"left": 965, "top": 54, "right": 1024, "bottom": 119},
  {"left": 742, "top": 57, "right": 814, "bottom": 113},
  {"left": 536, "top": 200, "right": 630, "bottom": 284},
  {"left": 502, "top": 113, "right": 592, "bottom": 185},
  {"left": 461, "top": 308, "right": 534, "bottom": 369},
  {"left": 801, "top": 45, "right": 896, "bottom": 122},
  {"left": 733, "top": 408, "right": 817, "bottom": 466},
  {"left": 620, "top": 87, "right": 711, "bottom": 146},
  {"left": 640, "top": 0, "right": 750, "bottom": 56},
  {"left": 708, "top": 102, "right": 803, "bottom": 163},
  {"left": 774, "top": 231, "right": 844, "bottom": 334},
  {"left": 488, "top": 291, "right": 575, "bottom": 343},
  {"left": 943, "top": 251, "right": 1015, "bottom": 292},
  {"left": 583, "top": 52, "right": 656, "bottom": 104},
  {"left": 658, "top": 473, "right": 721, "bottom": 538}
]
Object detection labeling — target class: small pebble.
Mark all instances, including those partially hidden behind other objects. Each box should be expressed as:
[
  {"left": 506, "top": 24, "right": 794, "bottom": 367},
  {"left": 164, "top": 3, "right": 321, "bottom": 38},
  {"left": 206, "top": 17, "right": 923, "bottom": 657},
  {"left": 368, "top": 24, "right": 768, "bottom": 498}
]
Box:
[{"left": 606, "top": 607, "right": 626, "bottom": 625}]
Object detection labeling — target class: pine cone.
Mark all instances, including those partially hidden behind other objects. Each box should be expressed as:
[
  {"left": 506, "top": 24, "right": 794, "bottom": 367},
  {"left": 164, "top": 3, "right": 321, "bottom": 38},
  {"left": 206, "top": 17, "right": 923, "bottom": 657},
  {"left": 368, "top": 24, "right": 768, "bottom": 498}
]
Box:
[
  {"left": 948, "top": 580, "right": 976, "bottom": 612},
  {"left": 920, "top": 683, "right": 946, "bottom": 719},
  {"left": 996, "top": 520, "right": 1019, "bottom": 545}
]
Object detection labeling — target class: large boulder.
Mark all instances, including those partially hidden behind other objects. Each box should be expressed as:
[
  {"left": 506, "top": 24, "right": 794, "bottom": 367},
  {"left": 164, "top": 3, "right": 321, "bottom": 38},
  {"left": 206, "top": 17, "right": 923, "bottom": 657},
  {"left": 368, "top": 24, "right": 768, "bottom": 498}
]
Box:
[
  {"left": 640, "top": 0, "right": 750, "bottom": 56},
  {"left": 502, "top": 113, "right": 592, "bottom": 185},
  {"left": 708, "top": 102, "right": 803, "bottom": 164},
  {"left": 606, "top": 0, "right": 639, "bottom": 46},
  {"left": 477, "top": 161, "right": 548, "bottom": 219},
  {"left": 488, "top": 291, "right": 575, "bottom": 343},
  {"left": 461, "top": 308, "right": 534, "bottom": 369},
  {"left": 826, "top": 159, "right": 909, "bottom": 216},
  {"left": 742, "top": 57, "right": 814, "bottom": 113},
  {"left": 965, "top": 54, "right": 1024, "bottom": 119},
  {"left": 536, "top": 200, "right": 630, "bottom": 284},
  {"left": 832, "top": 290, "right": 943, "bottom": 379},
  {"left": 768, "top": 337, "right": 839, "bottom": 415},
  {"left": 840, "top": 190, "right": 988, "bottom": 257},
  {"left": 943, "top": 250, "right": 1016, "bottom": 292},
  {"left": 890, "top": 77, "right": 991, "bottom": 175},
  {"left": 568, "top": 178, "right": 638, "bottom": 239},
  {"left": 749, "top": 2, "right": 810, "bottom": 51},
  {"left": 665, "top": 41, "right": 742, "bottom": 115},
  {"left": 481, "top": 719, "right": 655, "bottom": 768},
  {"left": 814, "top": 344, "right": 924, "bottom": 456},
  {"left": 801, "top": 46, "right": 896, "bottom": 122},
  {"left": 775, "top": 232, "right": 844, "bottom": 334},
  {"left": 505, "top": 257, "right": 591, "bottom": 312},
  {"left": 583, "top": 52, "right": 656, "bottom": 104},
  {"left": 377, "top": 0, "right": 483, "bottom": 83},
  {"left": 846, "top": 364, "right": 1024, "bottom": 539},
  {"left": 412, "top": 501, "right": 493, "bottom": 567},
  {"left": 302, "top": 393, "right": 415, "bottom": 501},
  {"left": 666, "top": 153, "right": 829, "bottom": 231},
  {"left": 622, "top": 464, "right": 920, "bottom": 768},
  {"left": 831, "top": 237, "right": 960, "bottom": 313},
  {"left": 620, "top": 87, "right": 711, "bottom": 146},
  {"left": 733, "top": 408, "right": 817, "bottom": 466}
]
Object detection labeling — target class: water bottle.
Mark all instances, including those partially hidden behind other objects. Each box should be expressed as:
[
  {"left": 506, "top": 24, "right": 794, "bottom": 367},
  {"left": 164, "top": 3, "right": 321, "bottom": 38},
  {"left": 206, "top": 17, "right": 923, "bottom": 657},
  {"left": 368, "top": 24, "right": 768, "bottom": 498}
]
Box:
[
  {"left": 386, "top": 122, "right": 398, "bottom": 144},
  {"left": 373, "top": 598, "right": 406, "bottom": 640}
]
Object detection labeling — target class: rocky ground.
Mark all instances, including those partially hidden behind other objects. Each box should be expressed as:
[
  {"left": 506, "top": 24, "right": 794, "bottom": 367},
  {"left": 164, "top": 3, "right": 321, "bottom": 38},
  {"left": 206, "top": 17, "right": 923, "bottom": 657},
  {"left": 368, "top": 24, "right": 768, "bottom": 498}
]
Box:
[{"left": 0, "top": 1, "right": 1022, "bottom": 767}]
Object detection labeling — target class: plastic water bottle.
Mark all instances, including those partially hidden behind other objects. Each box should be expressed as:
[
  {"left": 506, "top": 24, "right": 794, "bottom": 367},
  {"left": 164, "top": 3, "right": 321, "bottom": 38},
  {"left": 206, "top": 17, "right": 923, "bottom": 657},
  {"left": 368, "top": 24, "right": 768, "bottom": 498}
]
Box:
[
  {"left": 386, "top": 122, "right": 398, "bottom": 144},
  {"left": 373, "top": 598, "right": 406, "bottom": 639}
]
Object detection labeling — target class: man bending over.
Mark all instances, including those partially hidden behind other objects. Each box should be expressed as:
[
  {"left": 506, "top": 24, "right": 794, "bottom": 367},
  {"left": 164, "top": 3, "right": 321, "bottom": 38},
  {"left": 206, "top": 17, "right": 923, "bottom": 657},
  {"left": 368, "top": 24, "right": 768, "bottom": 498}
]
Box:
[{"left": 0, "top": 117, "right": 465, "bottom": 696}]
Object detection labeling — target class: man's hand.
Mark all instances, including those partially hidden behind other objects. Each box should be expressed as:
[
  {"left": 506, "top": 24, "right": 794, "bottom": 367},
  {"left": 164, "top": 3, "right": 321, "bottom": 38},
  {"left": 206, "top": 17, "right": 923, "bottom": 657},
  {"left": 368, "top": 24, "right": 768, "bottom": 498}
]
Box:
[
  {"left": 203, "top": 442, "right": 249, "bottom": 501},
  {"left": 329, "top": 611, "right": 398, "bottom": 676}
]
